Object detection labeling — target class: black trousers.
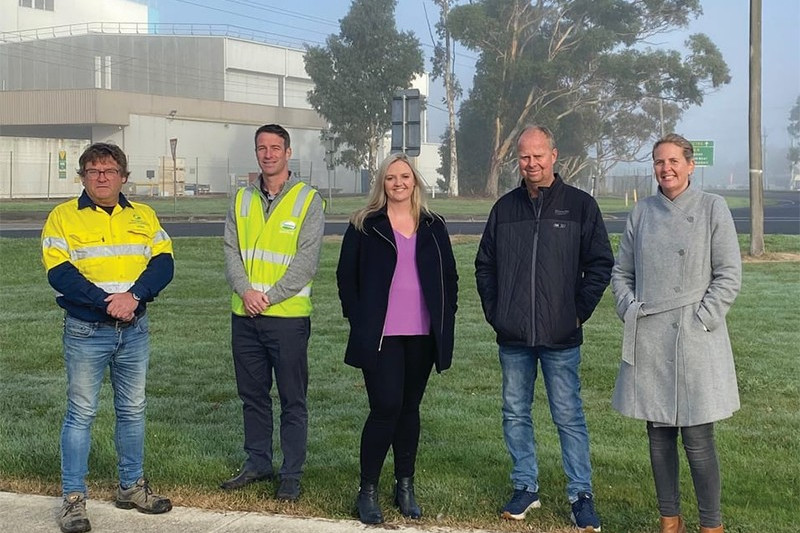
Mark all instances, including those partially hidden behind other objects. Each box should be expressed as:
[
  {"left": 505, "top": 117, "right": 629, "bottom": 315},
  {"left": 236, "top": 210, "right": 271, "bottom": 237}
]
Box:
[
  {"left": 231, "top": 314, "right": 310, "bottom": 479},
  {"left": 647, "top": 422, "right": 722, "bottom": 528},
  {"left": 360, "top": 335, "right": 435, "bottom": 485}
]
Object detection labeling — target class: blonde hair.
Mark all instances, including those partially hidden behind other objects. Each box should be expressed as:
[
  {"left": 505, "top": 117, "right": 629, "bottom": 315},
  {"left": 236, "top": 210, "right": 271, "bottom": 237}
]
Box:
[
  {"left": 652, "top": 133, "right": 694, "bottom": 162},
  {"left": 350, "top": 153, "right": 430, "bottom": 231}
]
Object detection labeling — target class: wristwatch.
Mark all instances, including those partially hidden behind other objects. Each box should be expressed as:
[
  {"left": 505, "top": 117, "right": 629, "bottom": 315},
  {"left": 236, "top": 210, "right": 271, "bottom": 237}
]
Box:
[{"left": 131, "top": 292, "right": 141, "bottom": 301}]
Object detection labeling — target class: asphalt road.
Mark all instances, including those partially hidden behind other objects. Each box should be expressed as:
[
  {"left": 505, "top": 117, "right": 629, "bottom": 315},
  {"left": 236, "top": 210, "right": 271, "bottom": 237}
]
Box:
[{"left": 2, "top": 191, "right": 798, "bottom": 238}]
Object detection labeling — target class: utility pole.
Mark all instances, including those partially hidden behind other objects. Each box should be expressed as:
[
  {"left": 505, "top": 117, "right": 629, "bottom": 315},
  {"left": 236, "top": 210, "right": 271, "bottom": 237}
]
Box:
[
  {"left": 323, "top": 128, "right": 335, "bottom": 212},
  {"left": 170, "top": 138, "right": 178, "bottom": 215},
  {"left": 749, "top": 0, "right": 764, "bottom": 256}
]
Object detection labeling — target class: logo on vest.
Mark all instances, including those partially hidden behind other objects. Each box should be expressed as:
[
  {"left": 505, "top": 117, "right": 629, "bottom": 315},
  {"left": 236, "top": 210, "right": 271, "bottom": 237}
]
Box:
[
  {"left": 280, "top": 220, "right": 297, "bottom": 233},
  {"left": 128, "top": 213, "right": 149, "bottom": 232}
]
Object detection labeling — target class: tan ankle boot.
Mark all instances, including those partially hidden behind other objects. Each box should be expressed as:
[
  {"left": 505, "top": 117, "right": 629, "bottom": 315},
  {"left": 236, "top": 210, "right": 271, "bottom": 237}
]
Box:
[
  {"left": 660, "top": 515, "right": 687, "bottom": 533},
  {"left": 699, "top": 526, "right": 723, "bottom": 533}
]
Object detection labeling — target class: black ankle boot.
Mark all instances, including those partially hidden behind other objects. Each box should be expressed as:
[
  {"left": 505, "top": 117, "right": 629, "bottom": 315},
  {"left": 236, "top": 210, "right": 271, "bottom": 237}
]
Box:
[
  {"left": 394, "top": 477, "right": 421, "bottom": 519},
  {"left": 356, "top": 483, "right": 383, "bottom": 524}
]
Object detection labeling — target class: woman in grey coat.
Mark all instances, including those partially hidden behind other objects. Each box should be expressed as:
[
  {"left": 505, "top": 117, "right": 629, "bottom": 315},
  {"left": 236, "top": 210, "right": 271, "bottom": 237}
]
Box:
[{"left": 611, "top": 134, "right": 741, "bottom": 533}]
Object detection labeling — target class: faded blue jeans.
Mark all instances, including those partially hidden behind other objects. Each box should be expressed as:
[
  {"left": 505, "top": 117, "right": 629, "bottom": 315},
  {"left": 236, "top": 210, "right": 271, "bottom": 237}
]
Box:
[
  {"left": 61, "top": 314, "right": 150, "bottom": 496},
  {"left": 499, "top": 344, "right": 593, "bottom": 502}
]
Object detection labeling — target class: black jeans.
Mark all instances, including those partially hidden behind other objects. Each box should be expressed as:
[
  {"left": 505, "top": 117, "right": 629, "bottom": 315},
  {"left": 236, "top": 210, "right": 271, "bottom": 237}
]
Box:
[
  {"left": 231, "top": 314, "right": 310, "bottom": 479},
  {"left": 647, "top": 422, "right": 722, "bottom": 528},
  {"left": 360, "top": 335, "right": 435, "bottom": 485}
]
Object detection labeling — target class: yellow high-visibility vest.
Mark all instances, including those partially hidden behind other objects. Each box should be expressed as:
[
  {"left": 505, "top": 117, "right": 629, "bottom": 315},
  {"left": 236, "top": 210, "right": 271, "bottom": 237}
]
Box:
[
  {"left": 232, "top": 182, "right": 317, "bottom": 317},
  {"left": 42, "top": 198, "right": 172, "bottom": 293}
]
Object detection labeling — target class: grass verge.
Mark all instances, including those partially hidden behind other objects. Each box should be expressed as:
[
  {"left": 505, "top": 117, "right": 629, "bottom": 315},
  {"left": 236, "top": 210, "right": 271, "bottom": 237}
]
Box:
[{"left": 1, "top": 235, "right": 797, "bottom": 532}]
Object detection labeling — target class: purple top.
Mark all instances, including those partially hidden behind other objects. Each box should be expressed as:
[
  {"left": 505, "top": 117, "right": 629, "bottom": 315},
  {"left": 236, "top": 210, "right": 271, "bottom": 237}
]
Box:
[{"left": 383, "top": 230, "right": 431, "bottom": 336}]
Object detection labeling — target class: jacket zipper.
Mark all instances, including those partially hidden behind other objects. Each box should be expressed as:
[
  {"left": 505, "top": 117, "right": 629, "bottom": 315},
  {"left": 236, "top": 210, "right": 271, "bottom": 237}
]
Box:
[
  {"left": 373, "top": 225, "right": 397, "bottom": 353},
  {"left": 531, "top": 190, "right": 545, "bottom": 344},
  {"left": 429, "top": 220, "right": 445, "bottom": 338}
]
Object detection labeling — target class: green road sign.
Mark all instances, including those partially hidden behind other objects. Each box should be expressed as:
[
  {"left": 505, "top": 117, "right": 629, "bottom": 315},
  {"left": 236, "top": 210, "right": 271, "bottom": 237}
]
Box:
[{"left": 690, "top": 140, "right": 714, "bottom": 167}]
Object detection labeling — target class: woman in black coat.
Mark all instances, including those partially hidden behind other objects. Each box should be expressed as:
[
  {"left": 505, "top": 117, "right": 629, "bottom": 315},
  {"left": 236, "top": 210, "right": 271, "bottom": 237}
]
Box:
[{"left": 336, "top": 153, "right": 458, "bottom": 524}]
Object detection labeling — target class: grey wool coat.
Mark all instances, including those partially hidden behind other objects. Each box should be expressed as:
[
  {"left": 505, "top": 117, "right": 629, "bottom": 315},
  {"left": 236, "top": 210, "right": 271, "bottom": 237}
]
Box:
[{"left": 611, "top": 185, "right": 742, "bottom": 426}]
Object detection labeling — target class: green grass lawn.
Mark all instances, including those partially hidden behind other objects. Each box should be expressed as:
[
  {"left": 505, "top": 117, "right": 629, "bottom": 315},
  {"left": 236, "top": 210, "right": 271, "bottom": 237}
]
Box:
[
  {"left": 0, "top": 191, "right": 753, "bottom": 219},
  {"left": 0, "top": 235, "right": 797, "bottom": 533}
]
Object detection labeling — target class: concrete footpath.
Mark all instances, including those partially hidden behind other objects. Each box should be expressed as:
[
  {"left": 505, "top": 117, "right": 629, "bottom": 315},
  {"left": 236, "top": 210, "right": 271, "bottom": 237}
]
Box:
[{"left": 0, "top": 491, "right": 501, "bottom": 533}]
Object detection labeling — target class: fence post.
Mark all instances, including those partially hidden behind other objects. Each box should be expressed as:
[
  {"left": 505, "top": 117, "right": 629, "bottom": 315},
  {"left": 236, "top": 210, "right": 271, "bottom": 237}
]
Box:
[{"left": 47, "top": 152, "right": 52, "bottom": 199}]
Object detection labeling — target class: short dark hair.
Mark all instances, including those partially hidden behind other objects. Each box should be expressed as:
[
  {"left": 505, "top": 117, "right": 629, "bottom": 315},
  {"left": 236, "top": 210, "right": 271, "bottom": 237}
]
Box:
[
  {"left": 254, "top": 124, "right": 291, "bottom": 149},
  {"left": 77, "top": 142, "right": 130, "bottom": 178},
  {"left": 652, "top": 133, "right": 694, "bottom": 162}
]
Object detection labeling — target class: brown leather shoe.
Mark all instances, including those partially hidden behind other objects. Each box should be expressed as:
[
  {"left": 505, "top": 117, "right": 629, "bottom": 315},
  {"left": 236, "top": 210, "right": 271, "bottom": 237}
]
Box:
[
  {"left": 699, "top": 526, "right": 723, "bottom": 533},
  {"left": 660, "top": 515, "right": 687, "bottom": 533}
]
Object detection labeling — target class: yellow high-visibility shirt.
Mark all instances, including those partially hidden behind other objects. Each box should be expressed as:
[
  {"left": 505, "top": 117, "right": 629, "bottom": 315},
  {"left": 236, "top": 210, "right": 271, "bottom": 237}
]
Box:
[{"left": 42, "top": 196, "right": 173, "bottom": 294}]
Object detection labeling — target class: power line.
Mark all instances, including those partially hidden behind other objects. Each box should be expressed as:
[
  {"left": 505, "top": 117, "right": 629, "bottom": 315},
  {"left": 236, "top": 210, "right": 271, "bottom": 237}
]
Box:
[
  {"left": 165, "top": 0, "right": 334, "bottom": 42},
  {"left": 162, "top": 0, "right": 479, "bottom": 66}
]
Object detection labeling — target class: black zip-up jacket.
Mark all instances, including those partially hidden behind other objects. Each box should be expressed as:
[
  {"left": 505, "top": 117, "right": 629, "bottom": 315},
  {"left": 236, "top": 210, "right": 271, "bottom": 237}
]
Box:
[
  {"left": 337, "top": 208, "right": 458, "bottom": 372},
  {"left": 475, "top": 175, "right": 613, "bottom": 348}
]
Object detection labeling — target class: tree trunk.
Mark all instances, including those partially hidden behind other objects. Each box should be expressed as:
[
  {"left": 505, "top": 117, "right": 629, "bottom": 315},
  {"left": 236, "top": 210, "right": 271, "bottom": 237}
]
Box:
[
  {"left": 443, "top": 6, "right": 459, "bottom": 197},
  {"left": 485, "top": 152, "right": 502, "bottom": 198},
  {"left": 368, "top": 131, "right": 378, "bottom": 186},
  {"left": 445, "top": 38, "right": 458, "bottom": 197}
]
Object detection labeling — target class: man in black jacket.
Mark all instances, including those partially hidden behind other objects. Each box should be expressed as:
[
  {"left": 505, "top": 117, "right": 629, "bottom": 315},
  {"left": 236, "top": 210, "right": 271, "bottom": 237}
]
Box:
[{"left": 475, "top": 125, "right": 612, "bottom": 532}]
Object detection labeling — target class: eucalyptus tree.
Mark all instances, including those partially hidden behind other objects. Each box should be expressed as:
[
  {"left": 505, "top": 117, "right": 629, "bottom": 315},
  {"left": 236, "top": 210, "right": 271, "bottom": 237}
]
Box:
[
  {"left": 304, "top": 0, "right": 424, "bottom": 179},
  {"left": 788, "top": 95, "right": 800, "bottom": 173},
  {"left": 448, "top": 0, "right": 730, "bottom": 197},
  {"left": 429, "top": 0, "right": 462, "bottom": 196}
]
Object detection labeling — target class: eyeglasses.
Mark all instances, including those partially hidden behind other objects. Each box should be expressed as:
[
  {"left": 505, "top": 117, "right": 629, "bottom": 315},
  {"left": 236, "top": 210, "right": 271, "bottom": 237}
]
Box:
[{"left": 84, "top": 168, "right": 121, "bottom": 179}]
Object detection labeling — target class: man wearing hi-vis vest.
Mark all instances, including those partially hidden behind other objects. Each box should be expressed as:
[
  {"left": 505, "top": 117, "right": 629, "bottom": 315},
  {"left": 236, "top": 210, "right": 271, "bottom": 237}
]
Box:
[
  {"left": 221, "top": 124, "right": 324, "bottom": 502},
  {"left": 42, "top": 143, "right": 174, "bottom": 533}
]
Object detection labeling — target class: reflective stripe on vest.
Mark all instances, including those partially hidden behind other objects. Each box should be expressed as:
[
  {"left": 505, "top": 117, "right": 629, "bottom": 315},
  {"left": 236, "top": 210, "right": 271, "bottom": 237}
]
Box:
[
  {"left": 41, "top": 201, "right": 171, "bottom": 295},
  {"left": 231, "top": 182, "right": 316, "bottom": 317}
]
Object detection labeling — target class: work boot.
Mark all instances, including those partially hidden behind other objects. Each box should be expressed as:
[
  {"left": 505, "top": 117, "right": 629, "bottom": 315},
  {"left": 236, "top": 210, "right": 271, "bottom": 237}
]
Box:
[
  {"left": 59, "top": 492, "right": 91, "bottom": 533},
  {"left": 115, "top": 477, "right": 172, "bottom": 514},
  {"left": 699, "top": 526, "right": 724, "bottom": 533},
  {"left": 394, "top": 477, "right": 421, "bottom": 519},
  {"left": 356, "top": 483, "right": 383, "bottom": 524},
  {"left": 660, "top": 515, "right": 687, "bottom": 533}
]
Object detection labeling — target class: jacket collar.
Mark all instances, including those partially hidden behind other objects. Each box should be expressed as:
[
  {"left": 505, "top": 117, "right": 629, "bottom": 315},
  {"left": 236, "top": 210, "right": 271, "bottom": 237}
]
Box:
[
  {"left": 251, "top": 171, "right": 299, "bottom": 200},
  {"left": 363, "top": 206, "right": 434, "bottom": 228},
  {"left": 77, "top": 190, "right": 132, "bottom": 210},
  {"left": 658, "top": 181, "right": 700, "bottom": 207},
  {"left": 515, "top": 172, "right": 563, "bottom": 198}
]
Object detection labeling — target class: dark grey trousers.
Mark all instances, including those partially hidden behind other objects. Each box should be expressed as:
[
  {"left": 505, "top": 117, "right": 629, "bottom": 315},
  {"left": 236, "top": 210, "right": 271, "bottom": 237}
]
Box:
[
  {"left": 231, "top": 314, "right": 310, "bottom": 479},
  {"left": 647, "top": 421, "right": 722, "bottom": 528}
]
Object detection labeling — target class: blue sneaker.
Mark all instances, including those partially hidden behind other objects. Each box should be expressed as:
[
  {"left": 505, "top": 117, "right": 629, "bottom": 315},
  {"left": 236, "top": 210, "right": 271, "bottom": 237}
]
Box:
[
  {"left": 571, "top": 491, "right": 601, "bottom": 531},
  {"left": 501, "top": 489, "right": 541, "bottom": 520}
]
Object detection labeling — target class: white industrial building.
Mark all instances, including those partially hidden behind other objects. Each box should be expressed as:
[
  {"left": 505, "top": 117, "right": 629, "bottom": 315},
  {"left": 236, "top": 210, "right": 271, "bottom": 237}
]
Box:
[{"left": 0, "top": 0, "right": 443, "bottom": 199}]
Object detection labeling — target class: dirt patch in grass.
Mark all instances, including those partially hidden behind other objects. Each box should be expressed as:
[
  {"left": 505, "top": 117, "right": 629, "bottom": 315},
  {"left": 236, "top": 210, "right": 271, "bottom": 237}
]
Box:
[{"left": 741, "top": 252, "right": 800, "bottom": 263}]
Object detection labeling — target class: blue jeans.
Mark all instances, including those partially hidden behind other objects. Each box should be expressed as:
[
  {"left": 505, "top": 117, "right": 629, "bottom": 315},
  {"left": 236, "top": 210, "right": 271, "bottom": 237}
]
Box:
[
  {"left": 61, "top": 314, "right": 150, "bottom": 496},
  {"left": 499, "top": 344, "right": 593, "bottom": 502}
]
